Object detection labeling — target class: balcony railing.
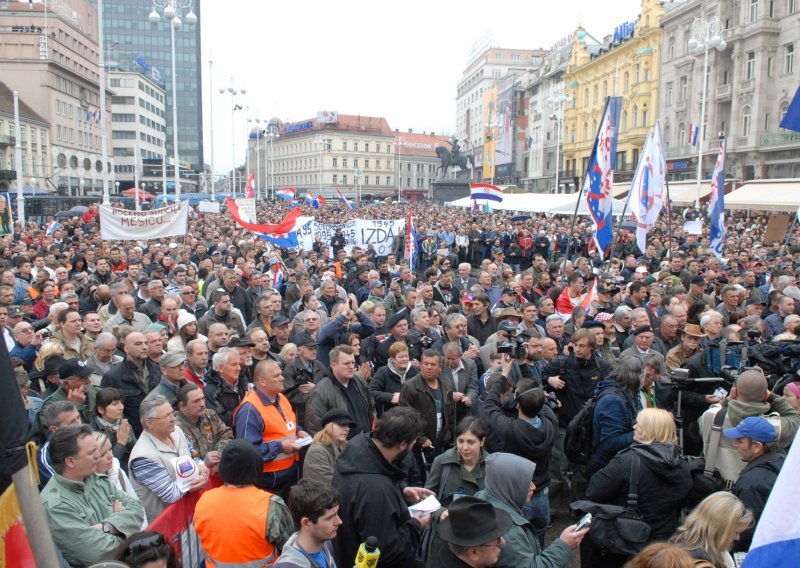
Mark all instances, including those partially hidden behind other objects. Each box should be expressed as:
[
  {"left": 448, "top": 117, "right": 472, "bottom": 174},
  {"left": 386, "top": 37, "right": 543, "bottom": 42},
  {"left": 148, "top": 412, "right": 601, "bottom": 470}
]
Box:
[
  {"left": 714, "top": 84, "right": 732, "bottom": 101},
  {"left": 759, "top": 130, "right": 800, "bottom": 147},
  {"left": 0, "top": 170, "right": 17, "bottom": 181},
  {"left": 675, "top": 99, "right": 687, "bottom": 111},
  {"left": 0, "top": 135, "right": 15, "bottom": 147},
  {"left": 665, "top": 144, "right": 692, "bottom": 158},
  {"left": 739, "top": 78, "right": 755, "bottom": 93}
]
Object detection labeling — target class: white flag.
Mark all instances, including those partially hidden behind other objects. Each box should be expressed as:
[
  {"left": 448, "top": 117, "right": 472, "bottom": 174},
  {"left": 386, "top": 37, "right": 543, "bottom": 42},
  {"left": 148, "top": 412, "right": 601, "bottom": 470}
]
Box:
[{"left": 628, "top": 122, "right": 666, "bottom": 254}]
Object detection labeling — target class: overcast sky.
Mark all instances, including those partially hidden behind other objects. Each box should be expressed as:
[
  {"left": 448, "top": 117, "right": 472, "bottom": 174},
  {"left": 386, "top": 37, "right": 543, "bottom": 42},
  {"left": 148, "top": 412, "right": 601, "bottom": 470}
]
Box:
[{"left": 200, "top": 0, "right": 642, "bottom": 175}]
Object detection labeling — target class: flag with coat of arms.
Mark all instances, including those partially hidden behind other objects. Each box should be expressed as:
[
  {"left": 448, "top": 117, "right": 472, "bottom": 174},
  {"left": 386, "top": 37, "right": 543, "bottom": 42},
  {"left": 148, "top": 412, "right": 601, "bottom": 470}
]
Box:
[
  {"left": 708, "top": 137, "right": 726, "bottom": 260},
  {"left": 628, "top": 121, "right": 666, "bottom": 254},
  {"left": 404, "top": 211, "right": 417, "bottom": 268}
]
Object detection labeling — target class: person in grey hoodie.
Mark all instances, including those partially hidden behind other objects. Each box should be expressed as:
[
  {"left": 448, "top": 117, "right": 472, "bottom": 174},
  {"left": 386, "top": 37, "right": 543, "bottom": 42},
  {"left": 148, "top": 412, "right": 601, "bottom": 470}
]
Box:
[
  {"left": 475, "top": 452, "right": 587, "bottom": 568},
  {"left": 274, "top": 479, "right": 340, "bottom": 568}
]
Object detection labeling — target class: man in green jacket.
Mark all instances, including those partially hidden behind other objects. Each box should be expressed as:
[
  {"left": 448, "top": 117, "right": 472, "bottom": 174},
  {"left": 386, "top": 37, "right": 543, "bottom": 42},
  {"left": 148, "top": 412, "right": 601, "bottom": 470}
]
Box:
[
  {"left": 475, "top": 452, "right": 587, "bottom": 568},
  {"left": 41, "top": 424, "right": 145, "bottom": 567}
]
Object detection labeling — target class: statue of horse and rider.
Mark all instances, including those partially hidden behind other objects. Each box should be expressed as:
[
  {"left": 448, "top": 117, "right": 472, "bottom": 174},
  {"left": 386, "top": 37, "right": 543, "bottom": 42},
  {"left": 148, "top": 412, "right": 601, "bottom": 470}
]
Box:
[{"left": 436, "top": 137, "right": 475, "bottom": 177}]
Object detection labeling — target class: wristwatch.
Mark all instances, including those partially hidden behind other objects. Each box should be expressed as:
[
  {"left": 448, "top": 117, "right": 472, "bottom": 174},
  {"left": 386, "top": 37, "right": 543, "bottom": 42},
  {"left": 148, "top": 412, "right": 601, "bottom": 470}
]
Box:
[{"left": 102, "top": 522, "right": 112, "bottom": 534}]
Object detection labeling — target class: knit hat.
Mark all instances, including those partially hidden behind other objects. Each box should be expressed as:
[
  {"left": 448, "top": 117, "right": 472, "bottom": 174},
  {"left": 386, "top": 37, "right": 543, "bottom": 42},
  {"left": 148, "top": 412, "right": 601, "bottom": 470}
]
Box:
[
  {"left": 177, "top": 313, "right": 196, "bottom": 331},
  {"left": 219, "top": 440, "right": 263, "bottom": 486}
]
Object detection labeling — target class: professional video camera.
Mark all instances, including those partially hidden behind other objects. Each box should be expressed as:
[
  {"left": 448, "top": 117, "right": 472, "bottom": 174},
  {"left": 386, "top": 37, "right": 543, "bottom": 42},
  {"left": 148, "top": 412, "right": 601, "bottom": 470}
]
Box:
[{"left": 497, "top": 330, "right": 528, "bottom": 360}]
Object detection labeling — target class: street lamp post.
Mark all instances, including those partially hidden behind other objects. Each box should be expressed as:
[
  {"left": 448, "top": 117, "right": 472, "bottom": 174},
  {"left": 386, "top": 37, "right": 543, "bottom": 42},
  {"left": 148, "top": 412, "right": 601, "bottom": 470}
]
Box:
[
  {"left": 248, "top": 115, "right": 262, "bottom": 200},
  {"left": 97, "top": 0, "right": 110, "bottom": 205},
  {"left": 148, "top": 0, "right": 197, "bottom": 202},
  {"left": 396, "top": 136, "right": 403, "bottom": 203},
  {"left": 546, "top": 94, "right": 573, "bottom": 194},
  {"left": 688, "top": 16, "right": 726, "bottom": 207},
  {"left": 208, "top": 57, "right": 215, "bottom": 201},
  {"left": 265, "top": 118, "right": 280, "bottom": 200},
  {"left": 219, "top": 77, "right": 245, "bottom": 194}
]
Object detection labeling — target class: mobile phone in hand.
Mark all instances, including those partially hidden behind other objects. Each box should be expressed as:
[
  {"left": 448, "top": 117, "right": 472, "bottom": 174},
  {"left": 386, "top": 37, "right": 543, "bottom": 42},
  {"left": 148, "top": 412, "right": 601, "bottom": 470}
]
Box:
[{"left": 574, "top": 513, "right": 592, "bottom": 532}]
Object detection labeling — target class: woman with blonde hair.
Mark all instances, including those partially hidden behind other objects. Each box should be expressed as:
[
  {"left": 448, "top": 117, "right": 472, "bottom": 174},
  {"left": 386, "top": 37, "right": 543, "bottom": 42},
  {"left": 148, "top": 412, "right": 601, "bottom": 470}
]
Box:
[
  {"left": 30, "top": 342, "right": 65, "bottom": 395},
  {"left": 93, "top": 431, "right": 147, "bottom": 528},
  {"left": 585, "top": 408, "right": 693, "bottom": 567},
  {"left": 302, "top": 408, "right": 355, "bottom": 485},
  {"left": 279, "top": 342, "right": 298, "bottom": 365},
  {"left": 669, "top": 492, "right": 754, "bottom": 568}
]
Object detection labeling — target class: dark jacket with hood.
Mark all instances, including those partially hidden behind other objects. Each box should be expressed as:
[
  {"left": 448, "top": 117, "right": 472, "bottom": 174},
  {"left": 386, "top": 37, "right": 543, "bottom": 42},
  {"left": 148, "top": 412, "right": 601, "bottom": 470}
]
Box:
[
  {"left": 332, "top": 433, "right": 423, "bottom": 568},
  {"left": 542, "top": 353, "right": 612, "bottom": 428},
  {"left": 587, "top": 442, "right": 693, "bottom": 540},
  {"left": 369, "top": 360, "right": 420, "bottom": 416},
  {"left": 203, "top": 369, "right": 248, "bottom": 427},
  {"left": 483, "top": 379, "right": 558, "bottom": 487},
  {"left": 590, "top": 377, "right": 642, "bottom": 473},
  {"left": 732, "top": 450, "right": 785, "bottom": 552}
]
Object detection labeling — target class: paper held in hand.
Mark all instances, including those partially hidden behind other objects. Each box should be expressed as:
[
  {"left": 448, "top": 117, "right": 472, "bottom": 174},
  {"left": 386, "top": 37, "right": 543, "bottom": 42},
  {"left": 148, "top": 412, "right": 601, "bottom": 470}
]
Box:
[
  {"left": 293, "top": 436, "right": 313, "bottom": 448},
  {"left": 408, "top": 495, "right": 442, "bottom": 516}
]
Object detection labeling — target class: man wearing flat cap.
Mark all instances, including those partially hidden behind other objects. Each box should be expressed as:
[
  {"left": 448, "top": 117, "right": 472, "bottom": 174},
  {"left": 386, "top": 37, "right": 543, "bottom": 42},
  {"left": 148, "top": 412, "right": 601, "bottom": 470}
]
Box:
[
  {"left": 144, "top": 350, "right": 187, "bottom": 406},
  {"left": 435, "top": 496, "right": 513, "bottom": 567},
  {"left": 618, "top": 325, "right": 658, "bottom": 363}
]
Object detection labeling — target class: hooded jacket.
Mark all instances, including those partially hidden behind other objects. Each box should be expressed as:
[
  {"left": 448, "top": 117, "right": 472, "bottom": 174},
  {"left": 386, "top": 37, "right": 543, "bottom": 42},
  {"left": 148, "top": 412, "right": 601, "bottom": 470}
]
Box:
[
  {"left": 370, "top": 360, "right": 420, "bottom": 416},
  {"left": 475, "top": 453, "right": 573, "bottom": 568},
  {"left": 587, "top": 442, "right": 693, "bottom": 540},
  {"left": 273, "top": 532, "right": 337, "bottom": 568},
  {"left": 732, "top": 450, "right": 785, "bottom": 552},
  {"left": 483, "top": 379, "right": 557, "bottom": 487},
  {"left": 332, "top": 433, "right": 422, "bottom": 568},
  {"left": 590, "top": 378, "right": 642, "bottom": 473}
]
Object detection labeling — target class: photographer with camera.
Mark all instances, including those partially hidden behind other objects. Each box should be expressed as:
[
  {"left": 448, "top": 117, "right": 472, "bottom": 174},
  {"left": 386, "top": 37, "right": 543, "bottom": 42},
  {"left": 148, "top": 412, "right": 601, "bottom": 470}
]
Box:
[
  {"left": 700, "top": 369, "right": 800, "bottom": 486},
  {"left": 483, "top": 354, "right": 558, "bottom": 546},
  {"left": 542, "top": 329, "right": 612, "bottom": 502},
  {"left": 407, "top": 307, "right": 442, "bottom": 362}
]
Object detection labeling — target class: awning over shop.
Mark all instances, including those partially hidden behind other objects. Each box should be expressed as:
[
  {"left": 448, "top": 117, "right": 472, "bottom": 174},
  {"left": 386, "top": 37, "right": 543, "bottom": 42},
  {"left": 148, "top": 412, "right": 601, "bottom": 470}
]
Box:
[{"left": 725, "top": 179, "right": 800, "bottom": 212}]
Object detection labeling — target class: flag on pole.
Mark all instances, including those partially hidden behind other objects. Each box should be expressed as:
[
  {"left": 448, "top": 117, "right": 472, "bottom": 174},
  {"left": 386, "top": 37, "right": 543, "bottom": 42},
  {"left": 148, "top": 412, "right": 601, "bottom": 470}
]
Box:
[
  {"left": 579, "top": 278, "right": 597, "bottom": 312},
  {"left": 708, "top": 137, "right": 726, "bottom": 260},
  {"left": 305, "top": 193, "right": 319, "bottom": 209},
  {"left": 109, "top": 41, "right": 119, "bottom": 49},
  {"left": 226, "top": 198, "right": 302, "bottom": 234},
  {"left": 471, "top": 199, "right": 478, "bottom": 216},
  {"left": 317, "top": 195, "right": 327, "bottom": 207},
  {"left": 277, "top": 187, "right": 296, "bottom": 200},
  {"left": 244, "top": 172, "right": 255, "bottom": 198},
  {"left": 404, "top": 211, "right": 417, "bottom": 269},
  {"left": 689, "top": 123, "right": 699, "bottom": 146},
  {"left": 585, "top": 96, "right": 621, "bottom": 259},
  {"left": 779, "top": 86, "right": 800, "bottom": 132},
  {"left": 629, "top": 121, "right": 666, "bottom": 254},
  {"left": 45, "top": 219, "right": 61, "bottom": 236},
  {"left": 336, "top": 188, "right": 356, "bottom": 211},
  {"left": 469, "top": 182, "right": 504, "bottom": 202},
  {"left": 742, "top": 435, "right": 800, "bottom": 567}
]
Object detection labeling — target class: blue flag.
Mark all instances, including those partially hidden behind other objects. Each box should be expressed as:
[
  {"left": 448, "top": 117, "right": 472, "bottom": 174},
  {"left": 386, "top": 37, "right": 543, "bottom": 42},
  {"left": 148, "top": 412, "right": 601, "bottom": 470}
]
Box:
[
  {"left": 779, "top": 86, "right": 800, "bottom": 132},
  {"left": 584, "top": 97, "right": 621, "bottom": 258},
  {"left": 708, "top": 137, "right": 726, "bottom": 260}
]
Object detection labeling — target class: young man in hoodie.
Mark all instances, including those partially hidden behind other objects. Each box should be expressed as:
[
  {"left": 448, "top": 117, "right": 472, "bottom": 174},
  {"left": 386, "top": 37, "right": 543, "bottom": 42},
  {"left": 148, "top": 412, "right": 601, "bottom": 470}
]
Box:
[
  {"left": 274, "top": 479, "right": 341, "bottom": 568},
  {"left": 474, "top": 452, "right": 586, "bottom": 568},
  {"left": 483, "top": 357, "right": 557, "bottom": 547}
]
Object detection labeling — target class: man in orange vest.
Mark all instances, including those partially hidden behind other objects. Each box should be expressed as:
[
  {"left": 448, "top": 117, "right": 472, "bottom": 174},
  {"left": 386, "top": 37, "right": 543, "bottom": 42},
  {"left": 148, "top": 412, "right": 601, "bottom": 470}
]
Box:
[
  {"left": 234, "top": 359, "right": 310, "bottom": 498},
  {"left": 195, "top": 440, "right": 294, "bottom": 567}
]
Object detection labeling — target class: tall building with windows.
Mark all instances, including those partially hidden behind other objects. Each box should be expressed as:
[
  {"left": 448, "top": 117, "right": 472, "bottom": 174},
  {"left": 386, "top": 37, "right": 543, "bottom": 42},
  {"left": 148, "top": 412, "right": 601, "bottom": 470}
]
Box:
[
  {"left": 0, "top": 0, "right": 112, "bottom": 196},
  {"left": 93, "top": 0, "right": 203, "bottom": 173},
  {"left": 108, "top": 69, "right": 167, "bottom": 192},
  {"left": 561, "top": 0, "right": 664, "bottom": 184},
  {"left": 455, "top": 43, "right": 546, "bottom": 180},
  {"left": 0, "top": 81, "right": 51, "bottom": 194},
  {"left": 659, "top": 0, "right": 800, "bottom": 181}
]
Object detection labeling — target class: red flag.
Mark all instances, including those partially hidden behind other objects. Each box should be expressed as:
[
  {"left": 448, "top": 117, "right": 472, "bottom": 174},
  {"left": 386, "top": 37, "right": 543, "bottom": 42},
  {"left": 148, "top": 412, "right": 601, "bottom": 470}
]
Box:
[
  {"left": 317, "top": 195, "right": 327, "bottom": 207},
  {"left": 226, "top": 198, "right": 301, "bottom": 234},
  {"left": 244, "top": 173, "right": 255, "bottom": 198}
]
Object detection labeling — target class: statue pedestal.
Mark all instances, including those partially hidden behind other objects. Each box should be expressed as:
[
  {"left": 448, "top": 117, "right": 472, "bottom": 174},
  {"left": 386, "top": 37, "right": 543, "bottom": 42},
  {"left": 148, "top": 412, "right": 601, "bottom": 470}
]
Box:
[{"left": 431, "top": 180, "right": 471, "bottom": 204}]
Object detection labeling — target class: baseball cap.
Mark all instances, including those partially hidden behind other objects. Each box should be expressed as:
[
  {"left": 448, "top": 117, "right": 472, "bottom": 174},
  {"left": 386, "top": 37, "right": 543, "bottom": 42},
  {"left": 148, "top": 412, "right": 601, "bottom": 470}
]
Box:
[
  {"left": 159, "top": 350, "right": 186, "bottom": 368},
  {"left": 295, "top": 333, "right": 318, "bottom": 348},
  {"left": 723, "top": 416, "right": 777, "bottom": 443},
  {"left": 462, "top": 292, "right": 475, "bottom": 304},
  {"left": 59, "top": 359, "right": 93, "bottom": 381},
  {"left": 270, "top": 315, "right": 291, "bottom": 328},
  {"left": 369, "top": 280, "right": 385, "bottom": 290}
]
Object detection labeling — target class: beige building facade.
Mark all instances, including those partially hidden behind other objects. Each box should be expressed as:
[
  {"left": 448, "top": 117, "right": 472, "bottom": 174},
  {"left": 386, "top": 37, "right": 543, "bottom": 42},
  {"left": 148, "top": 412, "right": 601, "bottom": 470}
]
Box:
[{"left": 0, "top": 81, "right": 51, "bottom": 193}]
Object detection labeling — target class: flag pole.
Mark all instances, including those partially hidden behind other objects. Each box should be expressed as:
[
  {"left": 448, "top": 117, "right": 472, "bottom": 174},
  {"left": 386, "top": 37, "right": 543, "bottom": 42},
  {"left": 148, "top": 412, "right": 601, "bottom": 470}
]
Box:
[
  {"left": 608, "top": 189, "right": 632, "bottom": 265},
  {"left": 665, "top": 174, "right": 674, "bottom": 261},
  {"left": 561, "top": 184, "right": 583, "bottom": 275}
]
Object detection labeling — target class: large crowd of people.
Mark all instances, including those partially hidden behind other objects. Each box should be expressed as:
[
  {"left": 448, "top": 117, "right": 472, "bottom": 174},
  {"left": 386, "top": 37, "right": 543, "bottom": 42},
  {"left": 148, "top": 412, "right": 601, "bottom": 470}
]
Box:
[{"left": 9, "top": 196, "right": 800, "bottom": 568}]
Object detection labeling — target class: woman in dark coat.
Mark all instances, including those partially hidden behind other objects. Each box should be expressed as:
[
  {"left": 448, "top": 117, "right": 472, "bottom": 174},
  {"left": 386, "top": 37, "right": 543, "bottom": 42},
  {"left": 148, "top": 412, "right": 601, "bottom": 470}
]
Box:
[
  {"left": 584, "top": 408, "right": 693, "bottom": 568},
  {"left": 369, "top": 341, "right": 419, "bottom": 416}
]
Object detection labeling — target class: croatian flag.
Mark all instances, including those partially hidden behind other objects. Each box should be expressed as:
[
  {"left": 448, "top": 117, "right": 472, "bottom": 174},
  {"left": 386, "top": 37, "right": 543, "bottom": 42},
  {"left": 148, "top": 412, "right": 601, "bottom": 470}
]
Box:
[
  {"left": 336, "top": 188, "right": 356, "bottom": 211},
  {"left": 305, "top": 193, "right": 318, "bottom": 209},
  {"left": 708, "top": 137, "right": 726, "bottom": 260},
  {"left": 469, "top": 182, "right": 503, "bottom": 202},
  {"left": 585, "top": 97, "right": 621, "bottom": 259},
  {"left": 46, "top": 220, "right": 61, "bottom": 236},
  {"left": 277, "top": 187, "right": 296, "bottom": 200},
  {"left": 689, "top": 123, "right": 699, "bottom": 146},
  {"left": 404, "top": 212, "right": 417, "bottom": 269},
  {"left": 317, "top": 195, "right": 327, "bottom": 207},
  {"left": 629, "top": 121, "right": 666, "bottom": 254},
  {"left": 255, "top": 216, "right": 312, "bottom": 249},
  {"left": 742, "top": 437, "right": 800, "bottom": 567},
  {"left": 244, "top": 173, "right": 255, "bottom": 198}
]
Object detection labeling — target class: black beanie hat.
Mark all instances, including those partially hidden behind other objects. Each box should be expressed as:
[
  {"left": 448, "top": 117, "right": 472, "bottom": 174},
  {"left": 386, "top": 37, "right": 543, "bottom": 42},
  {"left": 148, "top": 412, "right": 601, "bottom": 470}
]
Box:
[{"left": 218, "top": 440, "right": 262, "bottom": 486}]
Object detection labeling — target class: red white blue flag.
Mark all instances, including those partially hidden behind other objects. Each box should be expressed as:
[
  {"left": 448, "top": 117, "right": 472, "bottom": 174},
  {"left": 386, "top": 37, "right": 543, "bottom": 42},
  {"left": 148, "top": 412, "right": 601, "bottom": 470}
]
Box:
[
  {"left": 336, "top": 188, "right": 356, "bottom": 211},
  {"left": 629, "top": 121, "right": 666, "bottom": 254},
  {"left": 244, "top": 172, "right": 255, "bottom": 198},
  {"left": 708, "top": 137, "right": 726, "bottom": 260},
  {"left": 584, "top": 97, "right": 621, "bottom": 259},
  {"left": 469, "top": 182, "right": 504, "bottom": 202},
  {"left": 277, "top": 187, "right": 296, "bottom": 200},
  {"left": 404, "top": 211, "right": 417, "bottom": 268}
]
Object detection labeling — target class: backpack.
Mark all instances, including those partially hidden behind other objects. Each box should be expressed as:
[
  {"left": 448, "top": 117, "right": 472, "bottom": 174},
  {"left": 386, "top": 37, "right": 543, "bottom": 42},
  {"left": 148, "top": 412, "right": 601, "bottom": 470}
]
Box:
[{"left": 564, "top": 386, "right": 628, "bottom": 465}]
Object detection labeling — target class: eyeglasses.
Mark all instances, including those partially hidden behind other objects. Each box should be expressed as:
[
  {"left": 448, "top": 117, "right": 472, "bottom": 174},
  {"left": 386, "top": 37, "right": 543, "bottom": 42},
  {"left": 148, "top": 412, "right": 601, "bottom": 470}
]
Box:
[
  {"left": 477, "top": 538, "right": 504, "bottom": 548},
  {"left": 149, "top": 411, "right": 178, "bottom": 421}
]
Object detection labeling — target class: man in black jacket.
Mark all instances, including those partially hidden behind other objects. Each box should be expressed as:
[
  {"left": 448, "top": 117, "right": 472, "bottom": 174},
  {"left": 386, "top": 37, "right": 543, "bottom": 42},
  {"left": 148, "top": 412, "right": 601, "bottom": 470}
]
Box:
[
  {"left": 100, "top": 331, "right": 160, "bottom": 435},
  {"left": 484, "top": 362, "right": 557, "bottom": 546},
  {"left": 332, "top": 407, "right": 432, "bottom": 568},
  {"left": 725, "top": 416, "right": 786, "bottom": 552},
  {"left": 542, "top": 329, "right": 612, "bottom": 503},
  {"left": 203, "top": 347, "right": 247, "bottom": 427}
]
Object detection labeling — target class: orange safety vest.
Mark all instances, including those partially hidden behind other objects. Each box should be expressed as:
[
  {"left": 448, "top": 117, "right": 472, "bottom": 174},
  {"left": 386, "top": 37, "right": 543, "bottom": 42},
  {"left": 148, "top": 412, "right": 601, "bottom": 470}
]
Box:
[
  {"left": 234, "top": 390, "right": 299, "bottom": 473},
  {"left": 194, "top": 485, "right": 278, "bottom": 567}
]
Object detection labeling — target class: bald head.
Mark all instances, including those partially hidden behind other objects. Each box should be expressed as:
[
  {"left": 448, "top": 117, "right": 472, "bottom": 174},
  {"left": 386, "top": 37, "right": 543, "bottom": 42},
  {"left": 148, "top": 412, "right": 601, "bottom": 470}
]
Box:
[
  {"left": 735, "top": 370, "right": 768, "bottom": 403},
  {"left": 123, "top": 331, "right": 148, "bottom": 363}
]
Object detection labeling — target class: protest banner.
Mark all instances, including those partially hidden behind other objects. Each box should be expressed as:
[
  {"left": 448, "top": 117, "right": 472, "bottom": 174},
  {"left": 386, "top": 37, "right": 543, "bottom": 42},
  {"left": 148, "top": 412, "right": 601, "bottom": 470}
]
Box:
[
  {"left": 297, "top": 218, "right": 404, "bottom": 257},
  {"left": 198, "top": 200, "right": 220, "bottom": 214},
  {"left": 100, "top": 201, "right": 190, "bottom": 241},
  {"left": 235, "top": 198, "right": 257, "bottom": 222}
]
